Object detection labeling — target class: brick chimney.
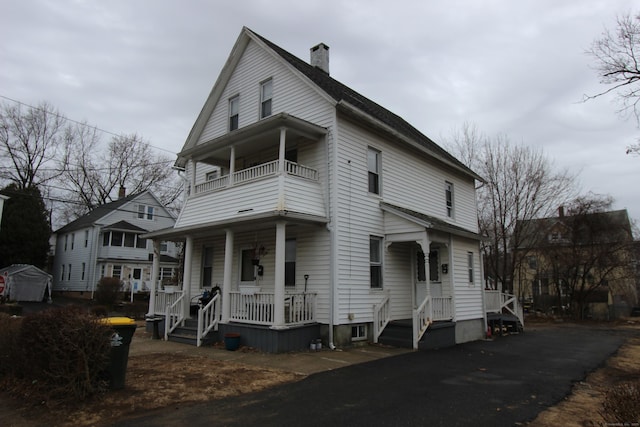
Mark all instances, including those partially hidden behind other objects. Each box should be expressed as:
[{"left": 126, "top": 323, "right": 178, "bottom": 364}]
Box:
[
  {"left": 310, "top": 43, "right": 330, "bottom": 74},
  {"left": 118, "top": 186, "right": 126, "bottom": 199}
]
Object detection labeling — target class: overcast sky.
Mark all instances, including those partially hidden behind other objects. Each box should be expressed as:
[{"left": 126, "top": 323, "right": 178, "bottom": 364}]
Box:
[{"left": 2, "top": 0, "right": 639, "bottom": 225}]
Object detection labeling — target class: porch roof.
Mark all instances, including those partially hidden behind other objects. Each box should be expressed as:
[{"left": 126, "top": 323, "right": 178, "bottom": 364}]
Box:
[
  {"left": 380, "top": 202, "right": 481, "bottom": 241},
  {"left": 141, "top": 210, "right": 328, "bottom": 241}
]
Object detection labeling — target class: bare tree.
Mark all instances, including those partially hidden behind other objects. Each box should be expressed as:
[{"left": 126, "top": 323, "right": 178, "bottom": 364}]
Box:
[
  {"left": 586, "top": 11, "right": 640, "bottom": 156},
  {"left": 0, "top": 101, "right": 68, "bottom": 189},
  {"left": 58, "top": 131, "right": 182, "bottom": 222},
  {"left": 447, "top": 123, "right": 576, "bottom": 295}
]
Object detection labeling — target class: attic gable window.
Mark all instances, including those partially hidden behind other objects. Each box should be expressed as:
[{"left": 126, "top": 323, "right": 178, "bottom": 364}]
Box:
[
  {"left": 260, "top": 79, "right": 273, "bottom": 119},
  {"left": 138, "top": 205, "right": 154, "bottom": 220},
  {"left": 229, "top": 95, "right": 239, "bottom": 131}
]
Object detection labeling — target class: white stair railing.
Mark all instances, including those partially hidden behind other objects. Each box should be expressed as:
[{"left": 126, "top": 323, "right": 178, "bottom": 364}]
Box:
[
  {"left": 197, "top": 292, "right": 220, "bottom": 347},
  {"left": 373, "top": 292, "right": 391, "bottom": 343},
  {"left": 413, "top": 295, "right": 432, "bottom": 350},
  {"left": 164, "top": 291, "right": 185, "bottom": 340}
]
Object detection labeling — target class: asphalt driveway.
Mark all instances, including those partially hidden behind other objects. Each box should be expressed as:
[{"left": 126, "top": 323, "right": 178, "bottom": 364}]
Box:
[{"left": 113, "top": 324, "right": 634, "bottom": 427}]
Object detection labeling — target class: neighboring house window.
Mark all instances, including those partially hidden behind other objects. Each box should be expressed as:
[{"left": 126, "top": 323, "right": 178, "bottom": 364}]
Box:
[
  {"left": 111, "top": 231, "right": 123, "bottom": 246},
  {"left": 202, "top": 246, "right": 213, "bottom": 288},
  {"left": 160, "top": 243, "right": 168, "bottom": 252},
  {"left": 467, "top": 252, "right": 474, "bottom": 284},
  {"left": 370, "top": 236, "right": 383, "bottom": 288},
  {"left": 81, "top": 263, "right": 86, "bottom": 280},
  {"left": 61, "top": 264, "right": 65, "bottom": 281},
  {"left": 84, "top": 230, "right": 89, "bottom": 247},
  {"left": 124, "top": 233, "right": 135, "bottom": 247},
  {"left": 527, "top": 256, "right": 538, "bottom": 270},
  {"left": 138, "top": 205, "right": 154, "bottom": 220},
  {"left": 64, "top": 235, "right": 68, "bottom": 251},
  {"left": 136, "top": 236, "right": 147, "bottom": 249},
  {"left": 160, "top": 267, "right": 174, "bottom": 281},
  {"left": 429, "top": 250, "right": 440, "bottom": 282},
  {"left": 68, "top": 264, "right": 72, "bottom": 281},
  {"left": 549, "top": 232, "right": 561, "bottom": 242},
  {"left": 368, "top": 148, "right": 381, "bottom": 194},
  {"left": 260, "top": 79, "right": 273, "bottom": 118},
  {"left": 241, "top": 249, "right": 255, "bottom": 282},
  {"left": 229, "top": 95, "right": 239, "bottom": 131},
  {"left": 112, "top": 265, "right": 122, "bottom": 279},
  {"left": 71, "top": 233, "right": 75, "bottom": 250},
  {"left": 285, "top": 239, "right": 296, "bottom": 287},
  {"left": 445, "top": 181, "right": 454, "bottom": 218}
]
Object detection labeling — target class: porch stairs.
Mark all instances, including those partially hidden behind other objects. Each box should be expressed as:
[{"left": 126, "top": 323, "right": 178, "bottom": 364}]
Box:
[
  {"left": 167, "top": 317, "right": 218, "bottom": 346},
  {"left": 377, "top": 319, "right": 456, "bottom": 350},
  {"left": 487, "top": 312, "right": 524, "bottom": 335}
]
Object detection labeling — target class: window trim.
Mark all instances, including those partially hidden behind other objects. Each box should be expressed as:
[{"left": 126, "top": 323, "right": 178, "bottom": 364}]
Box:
[
  {"left": 368, "top": 147, "right": 381, "bottom": 195},
  {"left": 445, "top": 181, "right": 454, "bottom": 218},
  {"left": 370, "top": 236, "right": 383, "bottom": 289},
  {"left": 467, "top": 252, "right": 475, "bottom": 285},
  {"left": 229, "top": 95, "right": 239, "bottom": 131},
  {"left": 260, "top": 79, "right": 273, "bottom": 119}
]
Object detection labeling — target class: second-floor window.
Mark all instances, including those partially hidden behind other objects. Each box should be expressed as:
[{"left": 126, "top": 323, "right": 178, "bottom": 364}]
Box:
[
  {"left": 445, "top": 181, "right": 454, "bottom": 218},
  {"left": 260, "top": 79, "right": 273, "bottom": 119},
  {"left": 84, "top": 230, "right": 89, "bottom": 247},
  {"left": 368, "top": 148, "right": 381, "bottom": 194},
  {"left": 229, "top": 95, "right": 239, "bottom": 131},
  {"left": 138, "top": 205, "right": 154, "bottom": 220},
  {"left": 103, "top": 231, "right": 147, "bottom": 249},
  {"left": 467, "top": 252, "right": 474, "bottom": 284}
]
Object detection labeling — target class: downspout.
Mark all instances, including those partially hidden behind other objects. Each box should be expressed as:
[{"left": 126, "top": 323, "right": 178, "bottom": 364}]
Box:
[{"left": 327, "top": 124, "right": 338, "bottom": 350}]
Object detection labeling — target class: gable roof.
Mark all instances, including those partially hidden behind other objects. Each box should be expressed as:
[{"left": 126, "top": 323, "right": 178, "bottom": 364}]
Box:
[
  {"left": 101, "top": 220, "right": 149, "bottom": 233},
  {"left": 179, "top": 27, "right": 481, "bottom": 181},
  {"left": 54, "top": 191, "right": 154, "bottom": 234}
]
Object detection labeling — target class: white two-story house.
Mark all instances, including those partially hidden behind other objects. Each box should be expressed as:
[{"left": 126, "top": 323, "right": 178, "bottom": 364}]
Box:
[
  {"left": 145, "top": 27, "right": 487, "bottom": 352},
  {"left": 53, "top": 190, "right": 179, "bottom": 298}
]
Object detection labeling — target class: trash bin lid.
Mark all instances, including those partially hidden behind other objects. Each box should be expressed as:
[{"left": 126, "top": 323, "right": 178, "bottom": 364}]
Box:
[{"left": 100, "top": 317, "right": 136, "bottom": 326}]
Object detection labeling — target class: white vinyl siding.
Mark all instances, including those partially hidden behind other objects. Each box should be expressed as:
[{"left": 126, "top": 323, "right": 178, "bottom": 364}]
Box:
[{"left": 452, "top": 240, "right": 483, "bottom": 321}]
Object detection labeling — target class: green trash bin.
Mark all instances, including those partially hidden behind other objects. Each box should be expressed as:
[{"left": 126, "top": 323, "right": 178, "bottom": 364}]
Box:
[{"left": 101, "top": 317, "right": 137, "bottom": 390}]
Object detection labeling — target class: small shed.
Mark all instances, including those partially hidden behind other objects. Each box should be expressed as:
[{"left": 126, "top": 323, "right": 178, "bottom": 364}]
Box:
[{"left": 0, "top": 264, "right": 52, "bottom": 302}]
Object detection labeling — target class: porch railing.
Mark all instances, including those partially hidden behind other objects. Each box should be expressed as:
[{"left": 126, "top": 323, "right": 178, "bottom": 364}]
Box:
[
  {"left": 194, "top": 160, "right": 319, "bottom": 195},
  {"left": 413, "top": 296, "right": 433, "bottom": 350},
  {"left": 485, "top": 290, "right": 524, "bottom": 327},
  {"left": 373, "top": 292, "right": 391, "bottom": 343},
  {"left": 432, "top": 296, "right": 454, "bottom": 321},
  {"left": 154, "top": 289, "right": 182, "bottom": 316},
  {"left": 197, "top": 292, "right": 220, "bottom": 347},
  {"left": 164, "top": 291, "right": 185, "bottom": 340},
  {"left": 228, "top": 291, "right": 317, "bottom": 326}
]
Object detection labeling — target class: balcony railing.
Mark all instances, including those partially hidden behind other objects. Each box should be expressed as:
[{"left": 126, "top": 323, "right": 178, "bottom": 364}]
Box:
[{"left": 194, "top": 160, "right": 319, "bottom": 195}]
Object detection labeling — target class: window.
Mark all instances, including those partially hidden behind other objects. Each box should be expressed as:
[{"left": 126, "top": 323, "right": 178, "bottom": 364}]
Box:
[
  {"left": 260, "top": 79, "right": 273, "bottom": 118},
  {"left": 445, "top": 181, "right": 454, "bottom": 218},
  {"left": 229, "top": 95, "right": 239, "bottom": 131},
  {"left": 241, "top": 249, "right": 255, "bottom": 282},
  {"left": 100, "top": 265, "right": 106, "bottom": 278},
  {"left": 64, "top": 235, "right": 68, "bottom": 251},
  {"left": 160, "top": 267, "right": 174, "bottom": 280},
  {"left": 368, "top": 148, "right": 381, "bottom": 194},
  {"left": 136, "top": 236, "right": 147, "bottom": 249},
  {"left": 285, "top": 239, "right": 296, "bottom": 287},
  {"left": 81, "top": 263, "right": 86, "bottom": 280},
  {"left": 429, "top": 250, "right": 440, "bottom": 282},
  {"left": 206, "top": 170, "right": 219, "bottom": 181},
  {"left": 202, "top": 246, "right": 213, "bottom": 288},
  {"left": 417, "top": 250, "right": 426, "bottom": 282},
  {"left": 84, "top": 230, "right": 89, "bottom": 247},
  {"left": 71, "top": 233, "right": 75, "bottom": 250},
  {"left": 111, "top": 231, "right": 123, "bottom": 247},
  {"left": 351, "top": 324, "right": 367, "bottom": 341},
  {"left": 112, "top": 265, "right": 122, "bottom": 279},
  {"left": 160, "top": 242, "right": 168, "bottom": 252},
  {"left": 124, "top": 233, "right": 135, "bottom": 247},
  {"left": 103, "top": 232, "right": 110, "bottom": 246},
  {"left": 138, "top": 205, "right": 154, "bottom": 220},
  {"left": 68, "top": 264, "right": 72, "bottom": 281},
  {"left": 61, "top": 264, "right": 65, "bottom": 281},
  {"left": 527, "top": 256, "right": 538, "bottom": 270},
  {"left": 370, "top": 236, "right": 383, "bottom": 288},
  {"left": 467, "top": 252, "right": 474, "bottom": 284}
]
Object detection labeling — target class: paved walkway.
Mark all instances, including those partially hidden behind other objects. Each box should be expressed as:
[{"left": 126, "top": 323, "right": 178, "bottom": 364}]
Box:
[{"left": 116, "top": 323, "right": 637, "bottom": 427}]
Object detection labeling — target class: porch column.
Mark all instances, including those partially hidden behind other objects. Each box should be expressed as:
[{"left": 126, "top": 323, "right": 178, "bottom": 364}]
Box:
[
  {"left": 147, "top": 239, "right": 161, "bottom": 317},
  {"left": 228, "top": 146, "right": 236, "bottom": 186},
  {"left": 278, "top": 127, "right": 286, "bottom": 173},
  {"left": 272, "top": 221, "right": 286, "bottom": 329},
  {"left": 182, "top": 235, "right": 194, "bottom": 318},
  {"left": 222, "top": 229, "right": 234, "bottom": 323},
  {"left": 418, "top": 233, "right": 431, "bottom": 296},
  {"left": 190, "top": 161, "right": 196, "bottom": 195}
]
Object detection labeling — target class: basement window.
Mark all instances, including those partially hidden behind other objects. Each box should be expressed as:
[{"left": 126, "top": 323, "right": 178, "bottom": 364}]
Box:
[{"left": 351, "top": 324, "right": 367, "bottom": 341}]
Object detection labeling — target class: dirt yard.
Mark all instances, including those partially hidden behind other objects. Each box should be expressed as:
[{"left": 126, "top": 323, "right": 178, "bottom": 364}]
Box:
[{"left": 1, "top": 320, "right": 639, "bottom": 427}]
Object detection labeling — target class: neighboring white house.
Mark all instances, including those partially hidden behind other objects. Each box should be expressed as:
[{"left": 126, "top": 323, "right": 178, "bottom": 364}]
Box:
[
  {"left": 0, "top": 194, "right": 8, "bottom": 230},
  {"left": 145, "top": 27, "right": 491, "bottom": 352},
  {"left": 52, "top": 190, "right": 179, "bottom": 298}
]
